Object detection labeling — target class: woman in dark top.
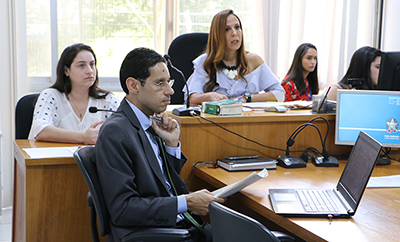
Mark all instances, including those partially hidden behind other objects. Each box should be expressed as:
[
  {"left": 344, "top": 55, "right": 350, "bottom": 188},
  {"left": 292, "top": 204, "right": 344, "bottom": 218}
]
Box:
[{"left": 327, "top": 46, "right": 381, "bottom": 101}]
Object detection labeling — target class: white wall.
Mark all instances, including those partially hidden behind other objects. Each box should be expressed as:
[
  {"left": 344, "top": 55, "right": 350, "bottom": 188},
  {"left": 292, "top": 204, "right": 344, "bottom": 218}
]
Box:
[
  {"left": 1, "top": 0, "right": 27, "bottom": 208},
  {"left": 0, "top": 0, "right": 14, "bottom": 208},
  {"left": 381, "top": 0, "right": 400, "bottom": 51}
]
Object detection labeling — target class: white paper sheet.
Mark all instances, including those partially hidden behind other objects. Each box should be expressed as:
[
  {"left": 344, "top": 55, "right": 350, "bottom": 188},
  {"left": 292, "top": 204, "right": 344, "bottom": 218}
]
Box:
[
  {"left": 367, "top": 175, "right": 400, "bottom": 188},
  {"left": 242, "top": 101, "right": 312, "bottom": 111},
  {"left": 23, "top": 146, "right": 80, "bottom": 159},
  {"left": 212, "top": 169, "right": 269, "bottom": 198}
]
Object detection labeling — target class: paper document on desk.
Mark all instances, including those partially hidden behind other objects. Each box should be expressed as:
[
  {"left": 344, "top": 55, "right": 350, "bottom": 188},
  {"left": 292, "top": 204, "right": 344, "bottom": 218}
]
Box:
[
  {"left": 367, "top": 175, "right": 400, "bottom": 188},
  {"left": 212, "top": 169, "right": 269, "bottom": 198},
  {"left": 23, "top": 146, "right": 80, "bottom": 159},
  {"left": 242, "top": 101, "right": 312, "bottom": 111}
]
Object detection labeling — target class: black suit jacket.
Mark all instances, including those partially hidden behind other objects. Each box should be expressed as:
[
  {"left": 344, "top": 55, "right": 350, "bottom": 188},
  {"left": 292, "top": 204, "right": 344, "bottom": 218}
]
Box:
[{"left": 95, "top": 98, "right": 189, "bottom": 241}]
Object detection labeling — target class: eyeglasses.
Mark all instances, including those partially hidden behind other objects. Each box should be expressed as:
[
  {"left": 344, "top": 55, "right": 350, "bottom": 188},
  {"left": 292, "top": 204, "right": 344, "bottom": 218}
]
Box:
[{"left": 140, "top": 79, "right": 174, "bottom": 90}]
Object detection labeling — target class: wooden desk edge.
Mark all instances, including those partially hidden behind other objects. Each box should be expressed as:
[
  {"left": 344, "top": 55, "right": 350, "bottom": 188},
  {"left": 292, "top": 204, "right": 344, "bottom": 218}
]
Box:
[
  {"left": 172, "top": 110, "right": 335, "bottom": 125},
  {"left": 192, "top": 166, "right": 327, "bottom": 242},
  {"left": 14, "top": 140, "right": 85, "bottom": 166}
]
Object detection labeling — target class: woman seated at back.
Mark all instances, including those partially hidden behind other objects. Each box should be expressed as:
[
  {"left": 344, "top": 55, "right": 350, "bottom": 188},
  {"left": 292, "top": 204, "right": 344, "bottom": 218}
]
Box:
[
  {"left": 327, "top": 46, "right": 381, "bottom": 101},
  {"left": 281, "top": 43, "right": 319, "bottom": 102},
  {"left": 185, "top": 9, "right": 284, "bottom": 105},
  {"left": 28, "top": 43, "right": 120, "bottom": 144}
]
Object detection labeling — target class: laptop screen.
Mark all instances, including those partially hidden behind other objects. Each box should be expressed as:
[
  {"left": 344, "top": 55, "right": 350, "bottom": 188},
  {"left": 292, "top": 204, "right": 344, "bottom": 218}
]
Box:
[
  {"left": 336, "top": 131, "right": 382, "bottom": 212},
  {"left": 335, "top": 89, "right": 400, "bottom": 148}
]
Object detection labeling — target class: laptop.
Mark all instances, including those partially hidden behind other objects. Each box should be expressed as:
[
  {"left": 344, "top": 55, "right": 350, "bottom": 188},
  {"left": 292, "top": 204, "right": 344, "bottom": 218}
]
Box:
[{"left": 269, "top": 131, "right": 382, "bottom": 218}]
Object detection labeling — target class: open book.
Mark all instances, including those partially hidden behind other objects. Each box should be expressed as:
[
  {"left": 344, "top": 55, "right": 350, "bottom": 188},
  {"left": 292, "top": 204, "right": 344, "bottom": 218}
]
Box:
[{"left": 212, "top": 169, "right": 269, "bottom": 198}]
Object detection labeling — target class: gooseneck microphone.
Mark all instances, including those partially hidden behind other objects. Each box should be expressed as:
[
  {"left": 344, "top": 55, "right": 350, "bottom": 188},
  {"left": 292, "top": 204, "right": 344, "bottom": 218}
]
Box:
[
  {"left": 299, "top": 117, "right": 338, "bottom": 167},
  {"left": 88, "top": 106, "right": 115, "bottom": 113},
  {"left": 276, "top": 123, "right": 325, "bottom": 168},
  {"left": 163, "top": 54, "right": 200, "bottom": 116}
]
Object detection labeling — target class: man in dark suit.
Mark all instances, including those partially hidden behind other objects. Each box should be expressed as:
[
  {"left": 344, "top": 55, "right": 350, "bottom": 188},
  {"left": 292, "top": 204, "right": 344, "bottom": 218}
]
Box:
[{"left": 95, "top": 47, "right": 224, "bottom": 242}]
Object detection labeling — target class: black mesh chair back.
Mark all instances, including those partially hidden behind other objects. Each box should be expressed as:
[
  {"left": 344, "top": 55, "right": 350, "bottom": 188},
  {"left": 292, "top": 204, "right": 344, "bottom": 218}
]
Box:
[
  {"left": 15, "top": 93, "right": 40, "bottom": 139},
  {"left": 167, "top": 32, "right": 208, "bottom": 104},
  {"left": 74, "top": 146, "right": 110, "bottom": 241},
  {"left": 209, "top": 202, "right": 295, "bottom": 242}
]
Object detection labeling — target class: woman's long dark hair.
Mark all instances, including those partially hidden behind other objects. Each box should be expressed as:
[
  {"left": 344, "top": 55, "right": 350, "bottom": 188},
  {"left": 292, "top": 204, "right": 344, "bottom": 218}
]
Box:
[
  {"left": 338, "top": 46, "right": 382, "bottom": 89},
  {"left": 282, "top": 43, "right": 319, "bottom": 95},
  {"left": 51, "top": 43, "right": 109, "bottom": 99}
]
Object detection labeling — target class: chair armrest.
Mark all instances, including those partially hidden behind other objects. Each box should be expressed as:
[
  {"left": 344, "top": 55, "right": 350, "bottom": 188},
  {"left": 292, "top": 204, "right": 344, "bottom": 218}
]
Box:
[
  {"left": 122, "top": 228, "right": 191, "bottom": 242},
  {"left": 271, "top": 231, "right": 295, "bottom": 242}
]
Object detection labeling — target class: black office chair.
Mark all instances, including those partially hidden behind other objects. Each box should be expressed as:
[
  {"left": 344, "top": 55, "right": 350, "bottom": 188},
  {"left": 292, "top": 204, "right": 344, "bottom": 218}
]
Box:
[
  {"left": 167, "top": 32, "right": 209, "bottom": 104},
  {"left": 73, "top": 146, "right": 191, "bottom": 242},
  {"left": 208, "top": 202, "right": 295, "bottom": 242},
  {"left": 15, "top": 93, "right": 40, "bottom": 139}
]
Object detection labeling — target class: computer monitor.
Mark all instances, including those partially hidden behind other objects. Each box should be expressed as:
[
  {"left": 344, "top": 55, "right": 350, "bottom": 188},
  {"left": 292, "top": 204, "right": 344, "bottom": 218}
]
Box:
[
  {"left": 335, "top": 89, "right": 400, "bottom": 148},
  {"left": 377, "top": 51, "right": 400, "bottom": 91}
]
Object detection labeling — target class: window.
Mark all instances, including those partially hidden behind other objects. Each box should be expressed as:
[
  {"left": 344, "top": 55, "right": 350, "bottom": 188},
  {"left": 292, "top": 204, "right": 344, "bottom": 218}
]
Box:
[
  {"left": 26, "top": 0, "right": 377, "bottom": 93},
  {"left": 26, "top": 0, "right": 257, "bottom": 93}
]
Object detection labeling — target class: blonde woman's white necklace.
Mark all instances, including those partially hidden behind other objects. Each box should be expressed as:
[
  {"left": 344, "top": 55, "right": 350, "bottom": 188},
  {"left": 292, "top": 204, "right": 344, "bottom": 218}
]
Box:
[{"left": 221, "top": 61, "right": 239, "bottom": 79}]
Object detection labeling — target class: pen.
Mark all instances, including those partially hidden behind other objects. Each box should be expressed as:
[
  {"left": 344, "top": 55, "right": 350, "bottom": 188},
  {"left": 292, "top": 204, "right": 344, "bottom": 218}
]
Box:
[
  {"left": 150, "top": 116, "right": 179, "bottom": 129},
  {"left": 237, "top": 97, "right": 243, "bottom": 101}
]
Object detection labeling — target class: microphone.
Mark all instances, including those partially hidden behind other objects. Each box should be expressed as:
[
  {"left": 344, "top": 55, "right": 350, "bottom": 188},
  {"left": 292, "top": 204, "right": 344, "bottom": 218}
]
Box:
[
  {"left": 164, "top": 54, "right": 200, "bottom": 116},
  {"left": 306, "top": 117, "right": 339, "bottom": 167},
  {"left": 88, "top": 106, "right": 115, "bottom": 113},
  {"left": 286, "top": 117, "right": 338, "bottom": 167},
  {"left": 276, "top": 123, "right": 318, "bottom": 168}
]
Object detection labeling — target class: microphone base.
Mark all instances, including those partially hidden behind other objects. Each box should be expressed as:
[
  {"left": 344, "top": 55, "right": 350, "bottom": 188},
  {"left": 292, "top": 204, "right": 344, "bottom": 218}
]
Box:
[
  {"left": 276, "top": 156, "right": 307, "bottom": 168},
  {"left": 172, "top": 106, "right": 201, "bottom": 116},
  {"left": 311, "top": 156, "right": 339, "bottom": 167}
]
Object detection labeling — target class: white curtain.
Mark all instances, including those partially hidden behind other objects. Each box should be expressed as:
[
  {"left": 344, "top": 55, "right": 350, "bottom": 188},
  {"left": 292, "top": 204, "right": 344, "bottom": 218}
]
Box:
[
  {"left": 257, "top": 0, "right": 377, "bottom": 91},
  {"left": 381, "top": 0, "right": 400, "bottom": 51}
]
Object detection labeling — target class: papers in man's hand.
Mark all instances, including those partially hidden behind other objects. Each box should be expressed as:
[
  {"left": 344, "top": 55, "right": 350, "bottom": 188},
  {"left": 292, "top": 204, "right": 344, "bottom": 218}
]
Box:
[
  {"left": 23, "top": 146, "right": 80, "bottom": 159},
  {"left": 212, "top": 169, "right": 269, "bottom": 198}
]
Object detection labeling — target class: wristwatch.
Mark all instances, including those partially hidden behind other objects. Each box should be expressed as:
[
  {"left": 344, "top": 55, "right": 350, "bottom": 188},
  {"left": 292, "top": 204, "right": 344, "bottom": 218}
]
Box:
[{"left": 242, "top": 92, "right": 252, "bottom": 102}]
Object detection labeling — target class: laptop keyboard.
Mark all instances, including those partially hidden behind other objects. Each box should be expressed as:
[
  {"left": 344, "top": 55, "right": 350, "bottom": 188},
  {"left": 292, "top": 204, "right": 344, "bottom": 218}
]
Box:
[{"left": 297, "top": 190, "right": 339, "bottom": 213}]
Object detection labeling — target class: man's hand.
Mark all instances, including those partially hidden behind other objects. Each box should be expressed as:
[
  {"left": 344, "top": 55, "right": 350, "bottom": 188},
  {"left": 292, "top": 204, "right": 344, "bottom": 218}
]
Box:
[
  {"left": 185, "top": 189, "right": 225, "bottom": 216},
  {"left": 152, "top": 112, "right": 180, "bottom": 147}
]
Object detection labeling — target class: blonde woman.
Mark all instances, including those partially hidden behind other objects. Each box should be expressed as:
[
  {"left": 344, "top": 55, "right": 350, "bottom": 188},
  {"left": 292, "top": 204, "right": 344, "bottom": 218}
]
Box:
[{"left": 185, "top": 9, "right": 284, "bottom": 105}]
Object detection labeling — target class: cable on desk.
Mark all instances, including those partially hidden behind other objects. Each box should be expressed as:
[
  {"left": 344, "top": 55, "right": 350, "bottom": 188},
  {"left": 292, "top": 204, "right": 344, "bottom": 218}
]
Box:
[
  {"left": 381, "top": 148, "right": 400, "bottom": 162},
  {"left": 186, "top": 161, "right": 216, "bottom": 185},
  {"left": 187, "top": 111, "right": 334, "bottom": 159},
  {"left": 190, "top": 111, "right": 288, "bottom": 152}
]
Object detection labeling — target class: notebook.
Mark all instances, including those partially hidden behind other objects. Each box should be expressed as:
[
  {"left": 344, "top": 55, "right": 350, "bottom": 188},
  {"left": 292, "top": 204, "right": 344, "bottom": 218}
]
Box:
[
  {"left": 269, "top": 131, "right": 382, "bottom": 218},
  {"left": 217, "top": 157, "right": 276, "bottom": 171}
]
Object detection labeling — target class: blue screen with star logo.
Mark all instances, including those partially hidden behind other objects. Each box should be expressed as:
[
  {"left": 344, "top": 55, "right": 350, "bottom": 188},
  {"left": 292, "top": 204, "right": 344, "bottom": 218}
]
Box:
[{"left": 336, "top": 90, "right": 400, "bottom": 147}]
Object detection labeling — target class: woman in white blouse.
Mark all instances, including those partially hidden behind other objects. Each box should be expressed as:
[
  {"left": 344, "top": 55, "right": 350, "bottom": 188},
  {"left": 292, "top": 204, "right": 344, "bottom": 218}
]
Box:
[
  {"left": 28, "top": 43, "right": 120, "bottom": 144},
  {"left": 185, "top": 9, "right": 284, "bottom": 105}
]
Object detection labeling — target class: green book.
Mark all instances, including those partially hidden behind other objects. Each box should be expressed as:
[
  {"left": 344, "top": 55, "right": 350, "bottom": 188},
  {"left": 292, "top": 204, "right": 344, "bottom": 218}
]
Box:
[{"left": 201, "top": 100, "right": 243, "bottom": 115}]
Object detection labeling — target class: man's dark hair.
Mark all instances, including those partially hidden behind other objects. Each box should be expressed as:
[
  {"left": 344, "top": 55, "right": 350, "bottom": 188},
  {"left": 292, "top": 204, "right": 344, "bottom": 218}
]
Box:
[{"left": 119, "top": 47, "right": 166, "bottom": 94}]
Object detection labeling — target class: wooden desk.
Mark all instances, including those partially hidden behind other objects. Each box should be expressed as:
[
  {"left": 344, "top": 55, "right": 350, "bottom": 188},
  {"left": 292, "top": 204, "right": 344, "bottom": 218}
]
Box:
[
  {"left": 175, "top": 109, "right": 351, "bottom": 183},
  {"left": 191, "top": 161, "right": 400, "bottom": 242},
  {"left": 12, "top": 140, "right": 106, "bottom": 242},
  {"left": 12, "top": 110, "right": 350, "bottom": 241}
]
